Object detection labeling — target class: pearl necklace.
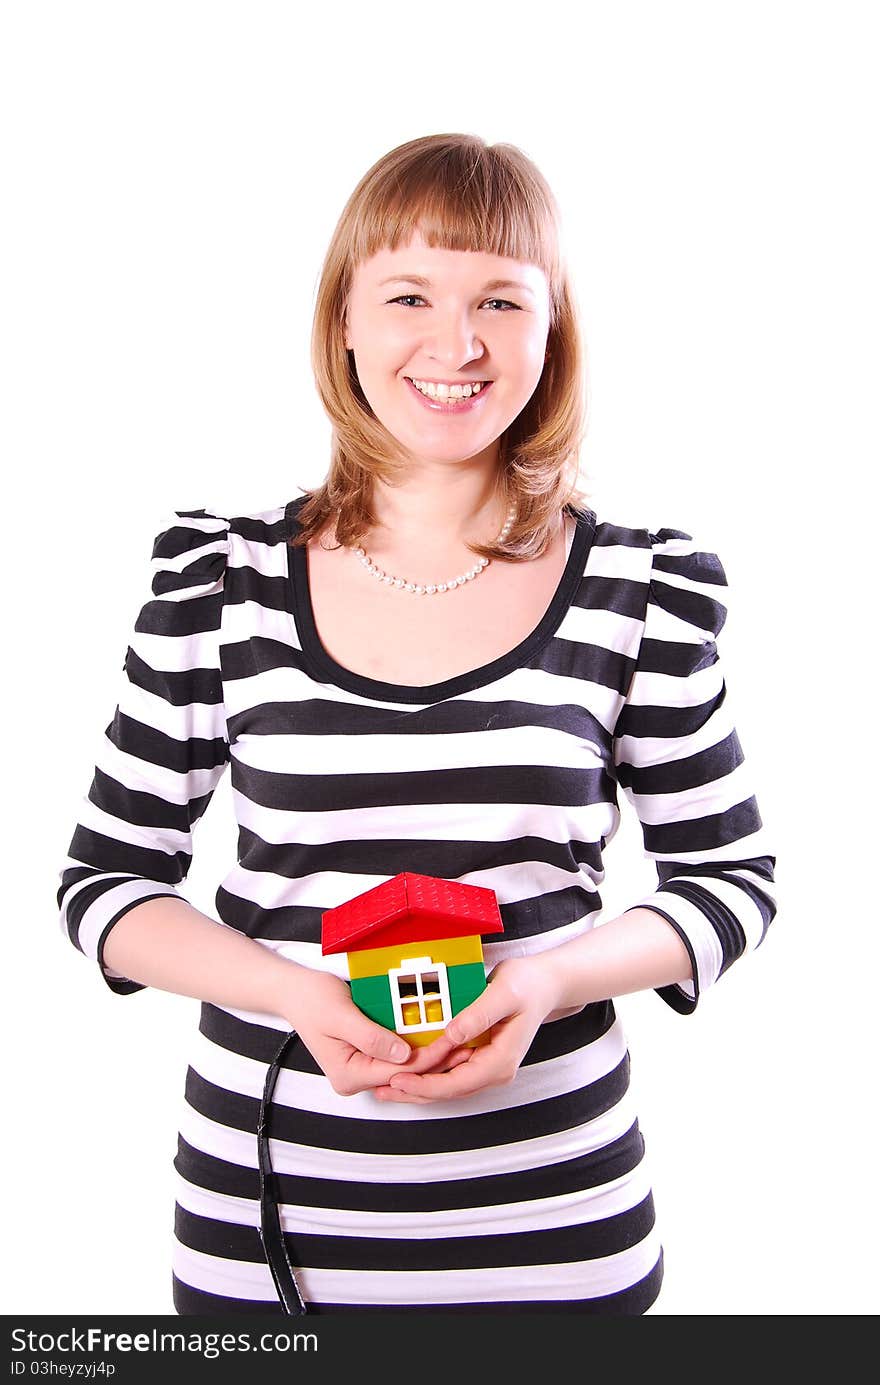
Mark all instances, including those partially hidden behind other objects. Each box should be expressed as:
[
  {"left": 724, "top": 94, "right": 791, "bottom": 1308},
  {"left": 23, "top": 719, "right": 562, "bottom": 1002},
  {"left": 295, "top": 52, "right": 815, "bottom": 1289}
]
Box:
[{"left": 349, "top": 505, "right": 516, "bottom": 595}]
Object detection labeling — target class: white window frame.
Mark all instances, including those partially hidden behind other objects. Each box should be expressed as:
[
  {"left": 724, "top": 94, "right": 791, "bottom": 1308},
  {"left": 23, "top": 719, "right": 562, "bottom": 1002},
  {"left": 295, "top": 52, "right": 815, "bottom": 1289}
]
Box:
[{"left": 389, "top": 956, "right": 452, "bottom": 1035}]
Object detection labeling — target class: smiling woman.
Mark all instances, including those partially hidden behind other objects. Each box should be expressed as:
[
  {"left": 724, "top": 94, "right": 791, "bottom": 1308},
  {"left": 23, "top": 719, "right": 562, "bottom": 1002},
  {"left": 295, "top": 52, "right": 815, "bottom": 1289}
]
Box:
[
  {"left": 299, "top": 133, "right": 589, "bottom": 564},
  {"left": 57, "top": 132, "right": 776, "bottom": 1319}
]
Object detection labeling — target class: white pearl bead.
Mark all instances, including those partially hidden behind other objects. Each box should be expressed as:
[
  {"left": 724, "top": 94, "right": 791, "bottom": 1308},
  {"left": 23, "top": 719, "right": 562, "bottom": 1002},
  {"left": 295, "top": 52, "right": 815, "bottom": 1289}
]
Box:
[{"left": 350, "top": 506, "right": 514, "bottom": 594}]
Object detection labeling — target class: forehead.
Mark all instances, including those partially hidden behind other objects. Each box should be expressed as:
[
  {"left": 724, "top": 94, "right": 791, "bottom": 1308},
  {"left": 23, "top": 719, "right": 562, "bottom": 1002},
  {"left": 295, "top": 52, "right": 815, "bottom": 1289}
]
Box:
[{"left": 353, "top": 231, "right": 548, "bottom": 296}]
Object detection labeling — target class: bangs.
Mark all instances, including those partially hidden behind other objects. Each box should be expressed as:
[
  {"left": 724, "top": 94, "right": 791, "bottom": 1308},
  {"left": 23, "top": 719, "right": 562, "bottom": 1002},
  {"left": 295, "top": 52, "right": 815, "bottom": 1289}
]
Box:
[{"left": 347, "top": 139, "right": 563, "bottom": 303}]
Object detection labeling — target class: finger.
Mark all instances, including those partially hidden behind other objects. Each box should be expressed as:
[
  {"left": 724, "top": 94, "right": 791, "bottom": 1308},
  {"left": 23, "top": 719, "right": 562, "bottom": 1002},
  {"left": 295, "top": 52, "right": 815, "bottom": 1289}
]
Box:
[
  {"left": 408, "top": 1045, "right": 474, "bottom": 1076},
  {"left": 389, "top": 1017, "right": 534, "bottom": 1100},
  {"left": 338, "top": 1032, "right": 468, "bottom": 1091},
  {"left": 387, "top": 1047, "right": 502, "bottom": 1102},
  {"left": 387, "top": 1068, "right": 487, "bottom": 1102},
  {"left": 340, "top": 1048, "right": 417, "bottom": 1088},
  {"left": 443, "top": 985, "right": 516, "bottom": 1048},
  {"left": 370, "top": 1045, "right": 475, "bottom": 1102},
  {"left": 442, "top": 1048, "right": 474, "bottom": 1071},
  {"left": 399, "top": 1035, "right": 465, "bottom": 1074},
  {"left": 341, "top": 1013, "right": 410, "bottom": 1065},
  {"left": 372, "top": 1086, "right": 433, "bottom": 1105}
]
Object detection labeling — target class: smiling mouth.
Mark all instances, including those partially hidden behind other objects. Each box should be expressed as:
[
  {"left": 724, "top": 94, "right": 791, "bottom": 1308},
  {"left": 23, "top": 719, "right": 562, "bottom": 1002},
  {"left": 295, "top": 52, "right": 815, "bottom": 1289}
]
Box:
[{"left": 403, "top": 377, "right": 494, "bottom": 411}]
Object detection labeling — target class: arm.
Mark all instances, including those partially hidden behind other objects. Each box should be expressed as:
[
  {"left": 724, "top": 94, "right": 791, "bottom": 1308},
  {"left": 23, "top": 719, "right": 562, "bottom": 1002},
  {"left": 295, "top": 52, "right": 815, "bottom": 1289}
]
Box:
[
  {"left": 100, "top": 893, "right": 303, "bottom": 1014},
  {"left": 101, "top": 894, "right": 427, "bottom": 1088},
  {"left": 379, "top": 528, "right": 777, "bottom": 1103},
  {"left": 57, "top": 509, "right": 436, "bottom": 1091},
  {"left": 57, "top": 508, "right": 232, "bottom": 993},
  {"left": 609, "top": 527, "right": 777, "bottom": 1013},
  {"left": 377, "top": 909, "right": 695, "bottom": 1104},
  {"left": 541, "top": 905, "right": 694, "bottom": 1010}
]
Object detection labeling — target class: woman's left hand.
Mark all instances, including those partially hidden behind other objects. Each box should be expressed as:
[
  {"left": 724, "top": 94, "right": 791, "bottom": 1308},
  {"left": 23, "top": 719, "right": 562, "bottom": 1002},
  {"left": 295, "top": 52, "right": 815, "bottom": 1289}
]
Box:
[{"left": 372, "top": 951, "right": 580, "bottom": 1104}]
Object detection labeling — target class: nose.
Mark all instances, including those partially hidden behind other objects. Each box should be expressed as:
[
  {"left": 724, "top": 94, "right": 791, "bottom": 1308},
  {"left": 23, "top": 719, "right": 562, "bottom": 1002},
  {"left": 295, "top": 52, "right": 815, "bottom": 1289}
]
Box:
[{"left": 424, "top": 311, "right": 486, "bottom": 370}]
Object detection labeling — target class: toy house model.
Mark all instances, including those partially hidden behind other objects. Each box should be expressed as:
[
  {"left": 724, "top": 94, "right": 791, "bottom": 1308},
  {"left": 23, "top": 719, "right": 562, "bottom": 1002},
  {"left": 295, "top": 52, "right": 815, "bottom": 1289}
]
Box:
[{"left": 321, "top": 872, "right": 505, "bottom": 1047}]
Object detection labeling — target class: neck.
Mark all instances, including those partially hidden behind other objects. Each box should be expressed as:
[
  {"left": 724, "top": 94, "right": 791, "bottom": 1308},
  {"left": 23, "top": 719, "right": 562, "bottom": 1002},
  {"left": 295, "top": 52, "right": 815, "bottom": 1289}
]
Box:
[{"left": 368, "top": 463, "right": 507, "bottom": 548}]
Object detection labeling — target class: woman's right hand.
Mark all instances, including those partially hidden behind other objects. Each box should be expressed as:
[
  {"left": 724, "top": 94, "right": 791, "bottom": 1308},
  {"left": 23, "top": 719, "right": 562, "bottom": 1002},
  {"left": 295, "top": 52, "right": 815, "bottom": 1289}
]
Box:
[{"left": 278, "top": 965, "right": 468, "bottom": 1096}]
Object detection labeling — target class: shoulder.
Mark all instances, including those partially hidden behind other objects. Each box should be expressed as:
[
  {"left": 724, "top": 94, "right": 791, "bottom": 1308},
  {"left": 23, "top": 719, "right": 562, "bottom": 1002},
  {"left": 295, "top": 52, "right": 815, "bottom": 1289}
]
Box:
[
  {"left": 149, "top": 507, "right": 230, "bottom": 601},
  {"left": 589, "top": 511, "right": 725, "bottom": 576},
  {"left": 589, "top": 514, "right": 728, "bottom": 638},
  {"left": 150, "top": 499, "right": 298, "bottom": 600}
]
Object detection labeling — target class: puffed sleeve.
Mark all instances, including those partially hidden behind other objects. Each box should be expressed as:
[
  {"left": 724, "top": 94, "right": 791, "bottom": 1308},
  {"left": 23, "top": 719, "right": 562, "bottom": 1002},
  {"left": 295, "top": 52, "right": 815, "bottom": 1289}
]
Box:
[
  {"left": 611, "top": 528, "right": 777, "bottom": 1014},
  {"left": 56, "top": 508, "right": 231, "bottom": 995}
]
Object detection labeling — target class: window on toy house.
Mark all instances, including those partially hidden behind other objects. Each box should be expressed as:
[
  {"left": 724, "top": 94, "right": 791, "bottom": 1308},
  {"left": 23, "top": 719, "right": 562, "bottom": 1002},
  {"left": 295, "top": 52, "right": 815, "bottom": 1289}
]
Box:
[{"left": 389, "top": 958, "right": 452, "bottom": 1031}]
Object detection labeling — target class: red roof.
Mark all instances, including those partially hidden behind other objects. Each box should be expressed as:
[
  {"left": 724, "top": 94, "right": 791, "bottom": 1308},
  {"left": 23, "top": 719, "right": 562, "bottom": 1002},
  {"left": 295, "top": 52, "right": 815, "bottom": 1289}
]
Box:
[{"left": 321, "top": 872, "right": 505, "bottom": 955}]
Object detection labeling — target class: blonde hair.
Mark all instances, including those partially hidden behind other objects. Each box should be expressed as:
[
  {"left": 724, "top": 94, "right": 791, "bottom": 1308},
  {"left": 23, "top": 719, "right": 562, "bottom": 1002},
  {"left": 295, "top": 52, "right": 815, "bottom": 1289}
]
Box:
[{"left": 292, "top": 132, "right": 591, "bottom": 562}]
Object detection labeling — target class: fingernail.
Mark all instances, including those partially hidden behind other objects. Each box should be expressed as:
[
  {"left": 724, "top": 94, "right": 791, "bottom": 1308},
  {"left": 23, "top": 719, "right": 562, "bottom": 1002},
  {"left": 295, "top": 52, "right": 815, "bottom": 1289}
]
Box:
[{"left": 390, "top": 1043, "right": 409, "bottom": 1062}]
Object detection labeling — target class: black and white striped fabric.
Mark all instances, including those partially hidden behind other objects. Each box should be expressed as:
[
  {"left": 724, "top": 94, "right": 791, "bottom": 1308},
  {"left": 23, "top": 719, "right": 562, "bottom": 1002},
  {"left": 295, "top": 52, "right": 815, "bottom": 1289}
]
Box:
[{"left": 57, "top": 495, "right": 776, "bottom": 1315}]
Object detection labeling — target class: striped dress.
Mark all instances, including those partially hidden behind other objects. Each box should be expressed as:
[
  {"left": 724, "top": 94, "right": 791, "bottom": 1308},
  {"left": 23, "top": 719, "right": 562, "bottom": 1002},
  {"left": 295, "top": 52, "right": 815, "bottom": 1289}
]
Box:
[{"left": 57, "top": 495, "right": 776, "bottom": 1315}]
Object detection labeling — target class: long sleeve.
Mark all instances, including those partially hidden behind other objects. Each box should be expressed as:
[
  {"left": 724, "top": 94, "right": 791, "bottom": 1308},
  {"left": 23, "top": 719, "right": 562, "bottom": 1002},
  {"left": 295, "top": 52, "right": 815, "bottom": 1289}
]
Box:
[
  {"left": 57, "top": 508, "right": 231, "bottom": 995},
  {"left": 612, "top": 527, "right": 777, "bottom": 1014}
]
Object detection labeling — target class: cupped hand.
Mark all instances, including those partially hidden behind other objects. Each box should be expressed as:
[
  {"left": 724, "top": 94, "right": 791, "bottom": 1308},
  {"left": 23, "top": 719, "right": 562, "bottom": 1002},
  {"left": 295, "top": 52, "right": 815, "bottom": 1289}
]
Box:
[
  {"left": 280, "top": 965, "right": 472, "bottom": 1096},
  {"left": 372, "top": 951, "right": 576, "bottom": 1105}
]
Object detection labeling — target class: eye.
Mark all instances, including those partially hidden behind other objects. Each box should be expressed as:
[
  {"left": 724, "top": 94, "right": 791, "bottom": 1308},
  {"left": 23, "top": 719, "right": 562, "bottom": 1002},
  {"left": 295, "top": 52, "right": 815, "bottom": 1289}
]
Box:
[{"left": 387, "top": 295, "right": 521, "bottom": 311}]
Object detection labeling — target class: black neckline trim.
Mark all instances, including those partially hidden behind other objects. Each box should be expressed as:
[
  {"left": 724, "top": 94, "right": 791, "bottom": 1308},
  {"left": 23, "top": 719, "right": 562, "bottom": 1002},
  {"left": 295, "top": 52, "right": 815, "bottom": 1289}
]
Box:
[{"left": 285, "top": 495, "right": 596, "bottom": 704}]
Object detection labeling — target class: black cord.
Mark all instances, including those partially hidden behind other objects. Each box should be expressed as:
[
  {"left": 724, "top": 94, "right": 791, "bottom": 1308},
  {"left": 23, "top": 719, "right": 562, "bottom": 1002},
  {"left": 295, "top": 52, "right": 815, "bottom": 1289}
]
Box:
[{"left": 257, "top": 1028, "right": 308, "bottom": 1314}]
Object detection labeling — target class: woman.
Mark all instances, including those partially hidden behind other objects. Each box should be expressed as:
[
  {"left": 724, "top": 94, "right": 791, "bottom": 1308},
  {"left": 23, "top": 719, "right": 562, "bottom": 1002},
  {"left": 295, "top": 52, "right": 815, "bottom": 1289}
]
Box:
[{"left": 57, "top": 132, "right": 776, "bottom": 1314}]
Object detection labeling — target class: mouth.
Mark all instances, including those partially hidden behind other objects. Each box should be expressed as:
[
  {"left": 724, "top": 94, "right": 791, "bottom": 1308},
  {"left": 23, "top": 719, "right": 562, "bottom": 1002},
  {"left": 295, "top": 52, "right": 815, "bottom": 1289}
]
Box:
[{"left": 403, "top": 377, "right": 494, "bottom": 413}]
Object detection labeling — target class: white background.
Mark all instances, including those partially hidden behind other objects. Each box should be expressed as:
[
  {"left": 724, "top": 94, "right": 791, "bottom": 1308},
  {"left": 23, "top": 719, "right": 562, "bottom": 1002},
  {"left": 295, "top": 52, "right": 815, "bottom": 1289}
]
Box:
[{"left": 4, "top": 0, "right": 877, "bottom": 1317}]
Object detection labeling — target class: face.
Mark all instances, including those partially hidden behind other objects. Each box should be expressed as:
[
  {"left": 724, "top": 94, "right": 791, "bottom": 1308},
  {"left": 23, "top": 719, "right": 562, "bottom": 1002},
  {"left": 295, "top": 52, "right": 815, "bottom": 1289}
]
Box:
[{"left": 343, "top": 230, "right": 551, "bottom": 470}]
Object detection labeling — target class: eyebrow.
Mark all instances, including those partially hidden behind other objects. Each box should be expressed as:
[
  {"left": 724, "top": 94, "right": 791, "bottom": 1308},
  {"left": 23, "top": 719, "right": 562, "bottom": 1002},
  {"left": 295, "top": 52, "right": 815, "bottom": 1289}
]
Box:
[{"left": 378, "top": 274, "right": 536, "bottom": 296}]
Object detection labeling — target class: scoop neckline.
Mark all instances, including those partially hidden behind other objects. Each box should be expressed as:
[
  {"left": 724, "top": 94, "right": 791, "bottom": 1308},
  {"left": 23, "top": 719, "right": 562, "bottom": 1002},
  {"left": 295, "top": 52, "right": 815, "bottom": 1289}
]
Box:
[{"left": 285, "top": 496, "right": 596, "bottom": 704}]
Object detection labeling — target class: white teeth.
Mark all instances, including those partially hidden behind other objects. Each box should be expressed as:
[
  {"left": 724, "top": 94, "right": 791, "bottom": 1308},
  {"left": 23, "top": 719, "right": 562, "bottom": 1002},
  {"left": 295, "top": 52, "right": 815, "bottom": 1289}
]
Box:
[{"left": 409, "top": 378, "right": 487, "bottom": 399}]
